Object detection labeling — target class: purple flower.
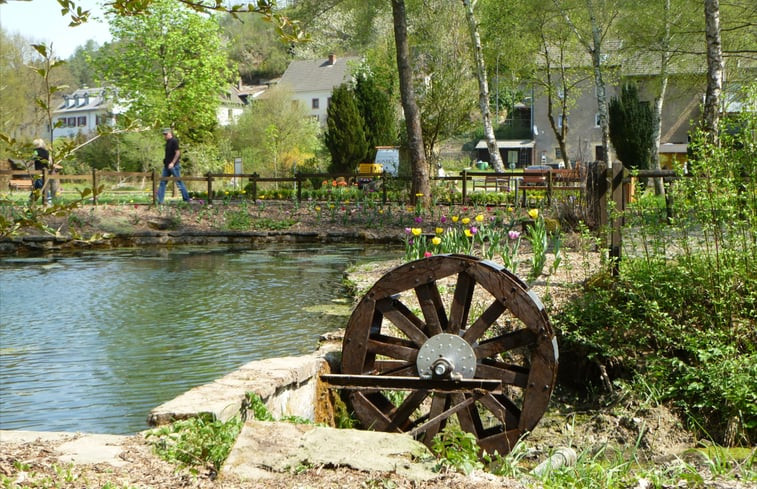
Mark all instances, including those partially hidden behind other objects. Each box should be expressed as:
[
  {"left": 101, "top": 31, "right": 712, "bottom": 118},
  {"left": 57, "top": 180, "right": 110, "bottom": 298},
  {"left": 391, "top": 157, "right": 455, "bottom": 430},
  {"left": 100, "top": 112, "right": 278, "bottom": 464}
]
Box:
[
  {"left": 509, "top": 230, "right": 521, "bottom": 240},
  {"left": 415, "top": 216, "right": 423, "bottom": 224},
  {"left": 440, "top": 216, "right": 447, "bottom": 223},
  {"left": 405, "top": 227, "right": 412, "bottom": 234},
  {"left": 470, "top": 226, "right": 478, "bottom": 235}
]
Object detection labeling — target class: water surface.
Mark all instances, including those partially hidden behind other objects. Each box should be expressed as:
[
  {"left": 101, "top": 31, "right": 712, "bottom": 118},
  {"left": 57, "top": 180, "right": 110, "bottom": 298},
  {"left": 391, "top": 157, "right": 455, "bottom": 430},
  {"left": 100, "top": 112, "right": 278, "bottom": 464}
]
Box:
[{"left": 0, "top": 244, "right": 394, "bottom": 434}]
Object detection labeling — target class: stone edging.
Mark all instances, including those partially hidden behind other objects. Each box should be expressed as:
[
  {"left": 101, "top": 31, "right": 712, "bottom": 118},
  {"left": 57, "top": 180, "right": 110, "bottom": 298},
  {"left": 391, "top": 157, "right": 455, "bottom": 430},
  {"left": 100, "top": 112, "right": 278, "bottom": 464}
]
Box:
[{"left": 0, "top": 229, "right": 402, "bottom": 254}]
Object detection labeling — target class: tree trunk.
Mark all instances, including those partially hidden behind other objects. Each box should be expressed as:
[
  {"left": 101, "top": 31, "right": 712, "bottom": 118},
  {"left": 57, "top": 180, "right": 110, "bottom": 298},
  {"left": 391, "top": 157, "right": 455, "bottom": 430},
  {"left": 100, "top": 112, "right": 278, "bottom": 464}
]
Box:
[
  {"left": 650, "top": 0, "right": 670, "bottom": 197},
  {"left": 391, "top": 0, "right": 430, "bottom": 205},
  {"left": 703, "top": 0, "right": 723, "bottom": 146},
  {"left": 588, "top": 7, "right": 612, "bottom": 169},
  {"left": 462, "top": 0, "right": 504, "bottom": 172}
]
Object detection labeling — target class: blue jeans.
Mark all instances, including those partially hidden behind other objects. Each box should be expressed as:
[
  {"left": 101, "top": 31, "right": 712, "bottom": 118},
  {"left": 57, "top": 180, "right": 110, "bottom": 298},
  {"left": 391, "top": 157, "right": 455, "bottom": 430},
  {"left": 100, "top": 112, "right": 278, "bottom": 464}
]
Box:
[
  {"left": 31, "top": 178, "right": 52, "bottom": 204},
  {"left": 157, "top": 164, "right": 190, "bottom": 203}
]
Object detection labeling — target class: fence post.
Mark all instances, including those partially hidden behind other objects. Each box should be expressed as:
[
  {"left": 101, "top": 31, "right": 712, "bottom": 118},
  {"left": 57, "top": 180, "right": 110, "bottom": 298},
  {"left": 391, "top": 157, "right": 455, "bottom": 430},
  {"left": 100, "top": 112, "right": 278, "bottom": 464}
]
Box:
[
  {"left": 151, "top": 169, "right": 157, "bottom": 206},
  {"left": 296, "top": 172, "right": 302, "bottom": 203},
  {"left": 609, "top": 161, "right": 625, "bottom": 273},
  {"left": 206, "top": 173, "right": 213, "bottom": 202},
  {"left": 547, "top": 170, "right": 553, "bottom": 206},
  {"left": 382, "top": 172, "right": 388, "bottom": 204},
  {"left": 92, "top": 168, "right": 98, "bottom": 206},
  {"left": 461, "top": 169, "right": 468, "bottom": 204},
  {"left": 250, "top": 173, "right": 258, "bottom": 201}
]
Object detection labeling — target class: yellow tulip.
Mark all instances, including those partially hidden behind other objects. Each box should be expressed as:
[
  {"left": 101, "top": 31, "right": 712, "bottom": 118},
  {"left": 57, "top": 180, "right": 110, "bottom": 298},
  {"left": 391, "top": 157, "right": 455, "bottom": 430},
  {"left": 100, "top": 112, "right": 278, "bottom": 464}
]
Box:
[
  {"left": 315, "top": 206, "right": 321, "bottom": 212},
  {"left": 435, "top": 227, "right": 444, "bottom": 235},
  {"left": 475, "top": 214, "right": 484, "bottom": 222},
  {"left": 452, "top": 216, "right": 459, "bottom": 222},
  {"left": 411, "top": 228, "right": 422, "bottom": 236},
  {"left": 528, "top": 208, "right": 539, "bottom": 219},
  {"left": 431, "top": 237, "right": 441, "bottom": 246},
  {"left": 462, "top": 217, "right": 471, "bottom": 225},
  {"left": 464, "top": 229, "right": 473, "bottom": 237}
]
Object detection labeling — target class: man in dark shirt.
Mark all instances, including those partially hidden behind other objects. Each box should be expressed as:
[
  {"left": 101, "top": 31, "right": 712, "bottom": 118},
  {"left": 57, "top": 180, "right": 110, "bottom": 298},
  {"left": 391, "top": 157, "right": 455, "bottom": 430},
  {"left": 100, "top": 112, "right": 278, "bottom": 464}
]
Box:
[{"left": 157, "top": 128, "right": 190, "bottom": 203}]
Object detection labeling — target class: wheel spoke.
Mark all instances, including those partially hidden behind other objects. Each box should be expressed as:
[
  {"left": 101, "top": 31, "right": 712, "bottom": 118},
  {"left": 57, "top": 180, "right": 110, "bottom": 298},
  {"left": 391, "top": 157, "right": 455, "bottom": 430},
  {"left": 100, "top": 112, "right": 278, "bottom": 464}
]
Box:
[
  {"left": 479, "top": 392, "right": 521, "bottom": 428},
  {"left": 376, "top": 297, "right": 428, "bottom": 346},
  {"left": 461, "top": 299, "right": 507, "bottom": 344},
  {"left": 367, "top": 336, "right": 418, "bottom": 362},
  {"left": 448, "top": 271, "right": 475, "bottom": 333},
  {"left": 476, "top": 361, "right": 530, "bottom": 388},
  {"left": 475, "top": 329, "right": 536, "bottom": 359},
  {"left": 415, "top": 282, "right": 447, "bottom": 335},
  {"left": 387, "top": 389, "right": 429, "bottom": 431},
  {"left": 419, "top": 393, "right": 449, "bottom": 444},
  {"left": 369, "top": 360, "right": 418, "bottom": 377}
]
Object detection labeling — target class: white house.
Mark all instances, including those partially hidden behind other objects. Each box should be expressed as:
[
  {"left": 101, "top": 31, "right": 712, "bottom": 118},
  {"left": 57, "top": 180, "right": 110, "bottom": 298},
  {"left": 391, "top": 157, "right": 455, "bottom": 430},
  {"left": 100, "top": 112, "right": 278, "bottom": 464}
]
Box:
[
  {"left": 277, "top": 54, "right": 361, "bottom": 126},
  {"left": 52, "top": 87, "right": 119, "bottom": 140},
  {"left": 216, "top": 85, "right": 247, "bottom": 126}
]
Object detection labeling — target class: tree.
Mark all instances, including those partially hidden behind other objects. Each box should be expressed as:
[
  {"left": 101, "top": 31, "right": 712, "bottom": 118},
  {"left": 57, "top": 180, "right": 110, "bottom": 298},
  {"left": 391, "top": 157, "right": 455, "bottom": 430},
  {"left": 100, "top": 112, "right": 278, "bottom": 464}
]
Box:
[
  {"left": 353, "top": 67, "right": 397, "bottom": 159},
  {"left": 225, "top": 85, "right": 321, "bottom": 176},
  {"left": 609, "top": 83, "right": 654, "bottom": 170},
  {"left": 553, "top": 0, "right": 620, "bottom": 167},
  {"left": 99, "top": 0, "right": 233, "bottom": 142},
  {"left": 219, "top": 13, "right": 290, "bottom": 83},
  {"left": 66, "top": 40, "right": 101, "bottom": 88},
  {"left": 702, "top": 0, "right": 724, "bottom": 145},
  {"left": 391, "top": 0, "right": 430, "bottom": 204},
  {"left": 324, "top": 84, "right": 371, "bottom": 173},
  {"left": 462, "top": 0, "right": 504, "bottom": 172}
]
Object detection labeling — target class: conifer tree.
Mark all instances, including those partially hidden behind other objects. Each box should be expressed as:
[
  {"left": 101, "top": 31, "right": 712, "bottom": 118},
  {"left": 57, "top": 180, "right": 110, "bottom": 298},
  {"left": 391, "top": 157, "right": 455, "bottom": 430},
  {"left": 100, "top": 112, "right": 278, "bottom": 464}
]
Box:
[
  {"left": 609, "top": 83, "right": 654, "bottom": 170},
  {"left": 324, "top": 84, "right": 371, "bottom": 174},
  {"left": 354, "top": 71, "right": 396, "bottom": 161}
]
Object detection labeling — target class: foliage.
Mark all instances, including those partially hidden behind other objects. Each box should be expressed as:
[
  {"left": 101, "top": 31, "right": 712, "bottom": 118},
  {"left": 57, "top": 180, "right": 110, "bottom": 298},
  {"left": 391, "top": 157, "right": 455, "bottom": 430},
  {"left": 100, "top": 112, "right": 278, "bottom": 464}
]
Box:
[
  {"left": 223, "top": 85, "right": 321, "bottom": 176},
  {"left": 219, "top": 13, "right": 290, "bottom": 83},
  {"left": 609, "top": 83, "right": 654, "bottom": 171},
  {"left": 324, "top": 84, "right": 371, "bottom": 174},
  {"left": 100, "top": 0, "right": 233, "bottom": 142},
  {"left": 554, "top": 90, "right": 756, "bottom": 445},
  {"left": 353, "top": 66, "right": 398, "bottom": 153},
  {"left": 146, "top": 414, "right": 242, "bottom": 471},
  {"left": 431, "top": 424, "right": 484, "bottom": 475}
]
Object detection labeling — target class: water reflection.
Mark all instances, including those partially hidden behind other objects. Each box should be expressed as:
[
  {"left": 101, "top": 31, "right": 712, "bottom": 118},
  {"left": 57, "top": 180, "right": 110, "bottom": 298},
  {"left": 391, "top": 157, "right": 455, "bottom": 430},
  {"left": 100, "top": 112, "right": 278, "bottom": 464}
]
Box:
[{"left": 0, "top": 244, "right": 394, "bottom": 434}]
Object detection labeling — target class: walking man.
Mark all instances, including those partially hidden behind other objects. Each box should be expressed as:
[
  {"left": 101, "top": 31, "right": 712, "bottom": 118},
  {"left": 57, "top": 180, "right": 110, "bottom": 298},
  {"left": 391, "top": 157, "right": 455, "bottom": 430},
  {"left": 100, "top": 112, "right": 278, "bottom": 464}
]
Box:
[{"left": 157, "top": 128, "right": 190, "bottom": 204}]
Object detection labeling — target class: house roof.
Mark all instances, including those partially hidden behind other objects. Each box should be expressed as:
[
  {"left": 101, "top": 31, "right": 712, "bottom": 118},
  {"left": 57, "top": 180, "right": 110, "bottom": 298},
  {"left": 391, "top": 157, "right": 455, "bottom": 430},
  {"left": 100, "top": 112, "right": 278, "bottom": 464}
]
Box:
[
  {"left": 278, "top": 55, "right": 361, "bottom": 93},
  {"left": 476, "top": 139, "right": 535, "bottom": 149},
  {"left": 54, "top": 87, "right": 109, "bottom": 114}
]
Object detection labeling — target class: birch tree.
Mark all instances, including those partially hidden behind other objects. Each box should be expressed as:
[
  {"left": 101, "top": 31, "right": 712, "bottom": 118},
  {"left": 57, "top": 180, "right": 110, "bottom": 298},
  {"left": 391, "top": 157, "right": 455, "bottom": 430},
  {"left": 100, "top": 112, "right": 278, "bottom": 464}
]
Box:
[
  {"left": 702, "top": 0, "right": 724, "bottom": 145},
  {"left": 553, "top": 0, "right": 620, "bottom": 167},
  {"left": 462, "top": 0, "right": 504, "bottom": 171}
]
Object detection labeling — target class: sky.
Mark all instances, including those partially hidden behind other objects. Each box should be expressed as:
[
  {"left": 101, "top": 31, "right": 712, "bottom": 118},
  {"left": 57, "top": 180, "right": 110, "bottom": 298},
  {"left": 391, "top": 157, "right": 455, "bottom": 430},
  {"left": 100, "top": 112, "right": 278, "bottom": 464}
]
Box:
[{"left": 0, "top": 0, "right": 112, "bottom": 59}]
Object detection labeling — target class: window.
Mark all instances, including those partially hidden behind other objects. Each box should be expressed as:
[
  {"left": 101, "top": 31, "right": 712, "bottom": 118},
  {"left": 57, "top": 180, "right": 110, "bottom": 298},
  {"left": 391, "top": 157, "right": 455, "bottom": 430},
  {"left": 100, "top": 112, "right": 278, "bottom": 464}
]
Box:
[
  {"left": 595, "top": 113, "right": 601, "bottom": 127},
  {"left": 67, "top": 117, "right": 76, "bottom": 127},
  {"left": 555, "top": 147, "right": 562, "bottom": 159},
  {"left": 77, "top": 116, "right": 87, "bottom": 127},
  {"left": 595, "top": 145, "right": 605, "bottom": 162},
  {"left": 311, "top": 98, "right": 319, "bottom": 109},
  {"left": 57, "top": 117, "right": 67, "bottom": 128},
  {"left": 558, "top": 115, "right": 567, "bottom": 128}
]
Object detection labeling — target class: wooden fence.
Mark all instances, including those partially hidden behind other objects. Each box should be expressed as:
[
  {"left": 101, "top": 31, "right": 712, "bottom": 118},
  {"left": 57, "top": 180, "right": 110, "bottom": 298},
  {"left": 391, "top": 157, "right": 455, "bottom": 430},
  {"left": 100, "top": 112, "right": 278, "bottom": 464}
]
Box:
[{"left": 1, "top": 167, "right": 588, "bottom": 208}]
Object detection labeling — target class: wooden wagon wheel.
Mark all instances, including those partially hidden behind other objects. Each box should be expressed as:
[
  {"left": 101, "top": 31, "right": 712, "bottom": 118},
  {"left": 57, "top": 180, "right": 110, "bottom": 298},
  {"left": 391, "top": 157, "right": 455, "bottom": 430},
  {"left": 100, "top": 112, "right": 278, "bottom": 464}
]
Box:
[{"left": 327, "top": 254, "right": 558, "bottom": 456}]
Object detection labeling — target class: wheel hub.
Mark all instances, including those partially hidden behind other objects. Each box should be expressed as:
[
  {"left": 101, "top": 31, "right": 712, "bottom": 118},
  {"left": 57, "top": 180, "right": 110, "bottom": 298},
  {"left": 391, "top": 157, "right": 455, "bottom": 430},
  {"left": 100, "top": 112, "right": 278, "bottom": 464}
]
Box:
[{"left": 416, "top": 333, "right": 477, "bottom": 380}]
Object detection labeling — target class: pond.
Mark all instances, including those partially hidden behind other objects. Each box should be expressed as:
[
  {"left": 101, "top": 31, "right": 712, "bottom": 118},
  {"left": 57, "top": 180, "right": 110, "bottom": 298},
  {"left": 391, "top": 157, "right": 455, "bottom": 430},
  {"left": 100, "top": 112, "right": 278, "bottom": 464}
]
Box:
[{"left": 0, "top": 244, "right": 396, "bottom": 435}]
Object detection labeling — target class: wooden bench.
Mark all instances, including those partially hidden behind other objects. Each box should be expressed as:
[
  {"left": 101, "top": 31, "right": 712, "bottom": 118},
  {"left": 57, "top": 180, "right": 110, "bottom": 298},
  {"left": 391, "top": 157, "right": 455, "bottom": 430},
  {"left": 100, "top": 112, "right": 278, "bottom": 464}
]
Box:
[
  {"left": 9, "top": 178, "right": 33, "bottom": 191},
  {"left": 519, "top": 168, "right": 584, "bottom": 206},
  {"left": 473, "top": 174, "right": 511, "bottom": 192}
]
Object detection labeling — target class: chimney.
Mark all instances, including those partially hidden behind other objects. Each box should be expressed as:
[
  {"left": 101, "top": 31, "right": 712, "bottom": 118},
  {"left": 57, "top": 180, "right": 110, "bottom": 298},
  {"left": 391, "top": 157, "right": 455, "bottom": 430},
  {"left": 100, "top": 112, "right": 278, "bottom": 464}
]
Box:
[{"left": 328, "top": 53, "right": 336, "bottom": 65}]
